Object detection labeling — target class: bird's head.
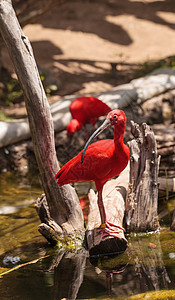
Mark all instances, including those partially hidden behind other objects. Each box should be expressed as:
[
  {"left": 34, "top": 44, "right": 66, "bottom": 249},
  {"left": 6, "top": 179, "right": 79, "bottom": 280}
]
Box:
[
  {"left": 107, "top": 109, "right": 126, "bottom": 126},
  {"left": 81, "top": 109, "right": 126, "bottom": 163},
  {"left": 67, "top": 119, "right": 82, "bottom": 135}
]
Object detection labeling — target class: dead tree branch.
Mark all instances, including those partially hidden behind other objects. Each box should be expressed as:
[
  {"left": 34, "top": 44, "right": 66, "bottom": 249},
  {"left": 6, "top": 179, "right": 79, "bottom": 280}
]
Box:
[{"left": 0, "top": 0, "right": 84, "bottom": 244}]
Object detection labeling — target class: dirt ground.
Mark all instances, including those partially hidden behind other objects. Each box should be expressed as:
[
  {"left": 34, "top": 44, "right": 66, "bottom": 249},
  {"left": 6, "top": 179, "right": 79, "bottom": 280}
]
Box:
[{"left": 1, "top": 0, "right": 175, "bottom": 116}]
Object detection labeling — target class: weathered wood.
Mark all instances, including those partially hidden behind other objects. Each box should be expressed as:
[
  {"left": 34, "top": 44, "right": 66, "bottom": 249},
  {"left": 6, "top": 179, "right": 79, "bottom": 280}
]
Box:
[
  {"left": 1, "top": 69, "right": 175, "bottom": 148},
  {"left": 0, "top": 0, "right": 84, "bottom": 242},
  {"left": 131, "top": 68, "right": 175, "bottom": 103},
  {"left": 86, "top": 165, "right": 129, "bottom": 257},
  {"left": 125, "top": 121, "right": 160, "bottom": 232}
]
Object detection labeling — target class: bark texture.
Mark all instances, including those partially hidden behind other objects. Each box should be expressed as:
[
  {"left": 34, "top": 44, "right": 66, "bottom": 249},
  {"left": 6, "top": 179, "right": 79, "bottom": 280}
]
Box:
[
  {"left": 125, "top": 121, "right": 160, "bottom": 232},
  {"left": 0, "top": 0, "right": 84, "bottom": 243}
]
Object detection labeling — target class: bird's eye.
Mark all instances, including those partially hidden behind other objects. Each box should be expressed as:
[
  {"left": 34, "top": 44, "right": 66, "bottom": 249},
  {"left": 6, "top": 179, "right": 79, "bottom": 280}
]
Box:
[{"left": 113, "top": 115, "right": 117, "bottom": 119}]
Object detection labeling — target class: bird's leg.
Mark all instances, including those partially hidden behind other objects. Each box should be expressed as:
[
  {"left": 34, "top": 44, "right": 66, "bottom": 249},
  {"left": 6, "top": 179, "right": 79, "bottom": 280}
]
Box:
[
  {"left": 97, "top": 189, "right": 106, "bottom": 224},
  {"left": 97, "top": 190, "right": 125, "bottom": 243}
]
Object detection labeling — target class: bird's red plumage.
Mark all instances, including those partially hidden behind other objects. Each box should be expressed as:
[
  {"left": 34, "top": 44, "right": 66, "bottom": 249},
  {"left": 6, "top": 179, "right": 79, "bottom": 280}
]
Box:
[
  {"left": 56, "top": 109, "right": 130, "bottom": 191},
  {"left": 67, "top": 96, "right": 111, "bottom": 135},
  {"left": 56, "top": 109, "right": 130, "bottom": 240},
  {"left": 55, "top": 139, "right": 129, "bottom": 191}
]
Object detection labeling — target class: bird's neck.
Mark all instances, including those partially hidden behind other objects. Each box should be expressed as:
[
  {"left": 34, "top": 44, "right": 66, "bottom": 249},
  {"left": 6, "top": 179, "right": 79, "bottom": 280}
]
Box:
[{"left": 114, "top": 124, "right": 125, "bottom": 147}]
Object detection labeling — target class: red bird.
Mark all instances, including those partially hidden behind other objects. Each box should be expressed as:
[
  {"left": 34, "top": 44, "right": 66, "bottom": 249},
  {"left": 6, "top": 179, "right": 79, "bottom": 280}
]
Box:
[
  {"left": 55, "top": 109, "right": 130, "bottom": 241},
  {"left": 67, "top": 96, "right": 111, "bottom": 135}
]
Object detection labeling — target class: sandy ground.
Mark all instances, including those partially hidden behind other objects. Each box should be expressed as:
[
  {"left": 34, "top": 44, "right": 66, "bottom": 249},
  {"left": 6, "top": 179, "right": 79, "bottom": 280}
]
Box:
[{"left": 1, "top": 0, "right": 175, "bottom": 114}]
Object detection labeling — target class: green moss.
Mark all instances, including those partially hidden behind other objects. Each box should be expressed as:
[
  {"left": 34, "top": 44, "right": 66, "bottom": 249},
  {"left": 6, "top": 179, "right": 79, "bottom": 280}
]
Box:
[
  {"left": 129, "top": 290, "right": 175, "bottom": 299},
  {"left": 93, "top": 250, "right": 129, "bottom": 271},
  {"left": 55, "top": 232, "right": 85, "bottom": 251},
  {"left": 136, "top": 55, "right": 175, "bottom": 77}
]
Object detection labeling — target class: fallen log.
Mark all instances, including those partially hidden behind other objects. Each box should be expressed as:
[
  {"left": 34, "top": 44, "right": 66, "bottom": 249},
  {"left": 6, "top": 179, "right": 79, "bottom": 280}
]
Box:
[
  {"left": 125, "top": 121, "right": 160, "bottom": 232},
  {"left": 1, "top": 68, "right": 175, "bottom": 148},
  {"left": 86, "top": 164, "right": 129, "bottom": 257}
]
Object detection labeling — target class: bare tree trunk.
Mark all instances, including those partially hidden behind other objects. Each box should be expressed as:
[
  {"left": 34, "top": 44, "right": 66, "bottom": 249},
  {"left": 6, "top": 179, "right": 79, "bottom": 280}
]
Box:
[
  {"left": 125, "top": 121, "right": 160, "bottom": 232},
  {"left": 0, "top": 0, "right": 84, "bottom": 244}
]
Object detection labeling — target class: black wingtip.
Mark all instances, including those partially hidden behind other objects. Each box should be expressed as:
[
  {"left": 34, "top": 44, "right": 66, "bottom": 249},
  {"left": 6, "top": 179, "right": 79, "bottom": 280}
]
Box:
[
  {"left": 81, "top": 152, "right": 84, "bottom": 164},
  {"left": 81, "top": 148, "right": 86, "bottom": 164},
  {"left": 55, "top": 169, "right": 65, "bottom": 180}
]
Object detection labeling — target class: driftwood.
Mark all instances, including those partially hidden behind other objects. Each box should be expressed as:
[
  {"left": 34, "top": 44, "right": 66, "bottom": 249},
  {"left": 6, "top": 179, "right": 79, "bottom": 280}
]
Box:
[
  {"left": 86, "top": 164, "right": 129, "bottom": 257},
  {"left": 131, "top": 68, "right": 175, "bottom": 103},
  {"left": 0, "top": 0, "right": 84, "bottom": 243},
  {"left": 125, "top": 121, "right": 160, "bottom": 232},
  {"left": 1, "top": 68, "right": 175, "bottom": 148}
]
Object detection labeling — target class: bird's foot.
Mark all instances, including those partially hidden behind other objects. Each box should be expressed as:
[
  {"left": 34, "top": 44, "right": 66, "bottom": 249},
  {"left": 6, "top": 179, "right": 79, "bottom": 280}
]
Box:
[{"left": 97, "top": 222, "right": 125, "bottom": 244}]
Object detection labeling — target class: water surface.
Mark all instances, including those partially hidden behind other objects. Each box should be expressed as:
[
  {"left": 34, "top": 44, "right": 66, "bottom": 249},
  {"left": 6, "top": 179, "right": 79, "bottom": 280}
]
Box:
[{"left": 0, "top": 171, "right": 175, "bottom": 299}]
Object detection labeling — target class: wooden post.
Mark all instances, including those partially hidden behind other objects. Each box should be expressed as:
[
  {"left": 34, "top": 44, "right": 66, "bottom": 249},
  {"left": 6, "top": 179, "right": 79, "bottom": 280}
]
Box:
[
  {"left": 0, "top": 0, "right": 84, "bottom": 244},
  {"left": 125, "top": 121, "right": 160, "bottom": 232},
  {"left": 86, "top": 165, "right": 129, "bottom": 257}
]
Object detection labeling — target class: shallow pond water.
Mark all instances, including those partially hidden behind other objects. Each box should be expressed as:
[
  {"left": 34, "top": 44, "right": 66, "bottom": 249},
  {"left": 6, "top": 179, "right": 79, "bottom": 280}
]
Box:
[{"left": 0, "top": 171, "right": 175, "bottom": 300}]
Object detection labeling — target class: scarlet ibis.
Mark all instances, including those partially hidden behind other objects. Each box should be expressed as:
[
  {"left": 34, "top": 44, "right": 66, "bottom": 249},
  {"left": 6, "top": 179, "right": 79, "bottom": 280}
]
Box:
[
  {"left": 55, "top": 109, "right": 130, "bottom": 241},
  {"left": 67, "top": 96, "right": 111, "bottom": 135}
]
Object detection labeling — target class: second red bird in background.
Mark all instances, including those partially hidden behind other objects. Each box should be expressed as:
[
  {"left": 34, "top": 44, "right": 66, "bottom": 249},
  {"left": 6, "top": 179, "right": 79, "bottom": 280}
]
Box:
[{"left": 67, "top": 96, "right": 111, "bottom": 135}]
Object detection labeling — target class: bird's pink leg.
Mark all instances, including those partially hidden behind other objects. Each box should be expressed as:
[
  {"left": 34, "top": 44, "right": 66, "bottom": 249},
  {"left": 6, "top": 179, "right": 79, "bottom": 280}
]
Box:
[
  {"left": 97, "top": 190, "right": 125, "bottom": 243},
  {"left": 97, "top": 189, "right": 106, "bottom": 224}
]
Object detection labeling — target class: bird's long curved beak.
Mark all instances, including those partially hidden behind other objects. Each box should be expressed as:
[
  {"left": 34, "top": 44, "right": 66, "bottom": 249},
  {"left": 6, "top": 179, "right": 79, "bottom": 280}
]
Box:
[{"left": 81, "top": 118, "right": 111, "bottom": 164}]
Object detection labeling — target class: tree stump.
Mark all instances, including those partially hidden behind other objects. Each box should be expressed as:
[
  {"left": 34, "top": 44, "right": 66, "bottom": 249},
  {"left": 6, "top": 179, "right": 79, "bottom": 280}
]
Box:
[
  {"left": 125, "top": 121, "right": 160, "bottom": 232},
  {"left": 86, "top": 165, "right": 129, "bottom": 257}
]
